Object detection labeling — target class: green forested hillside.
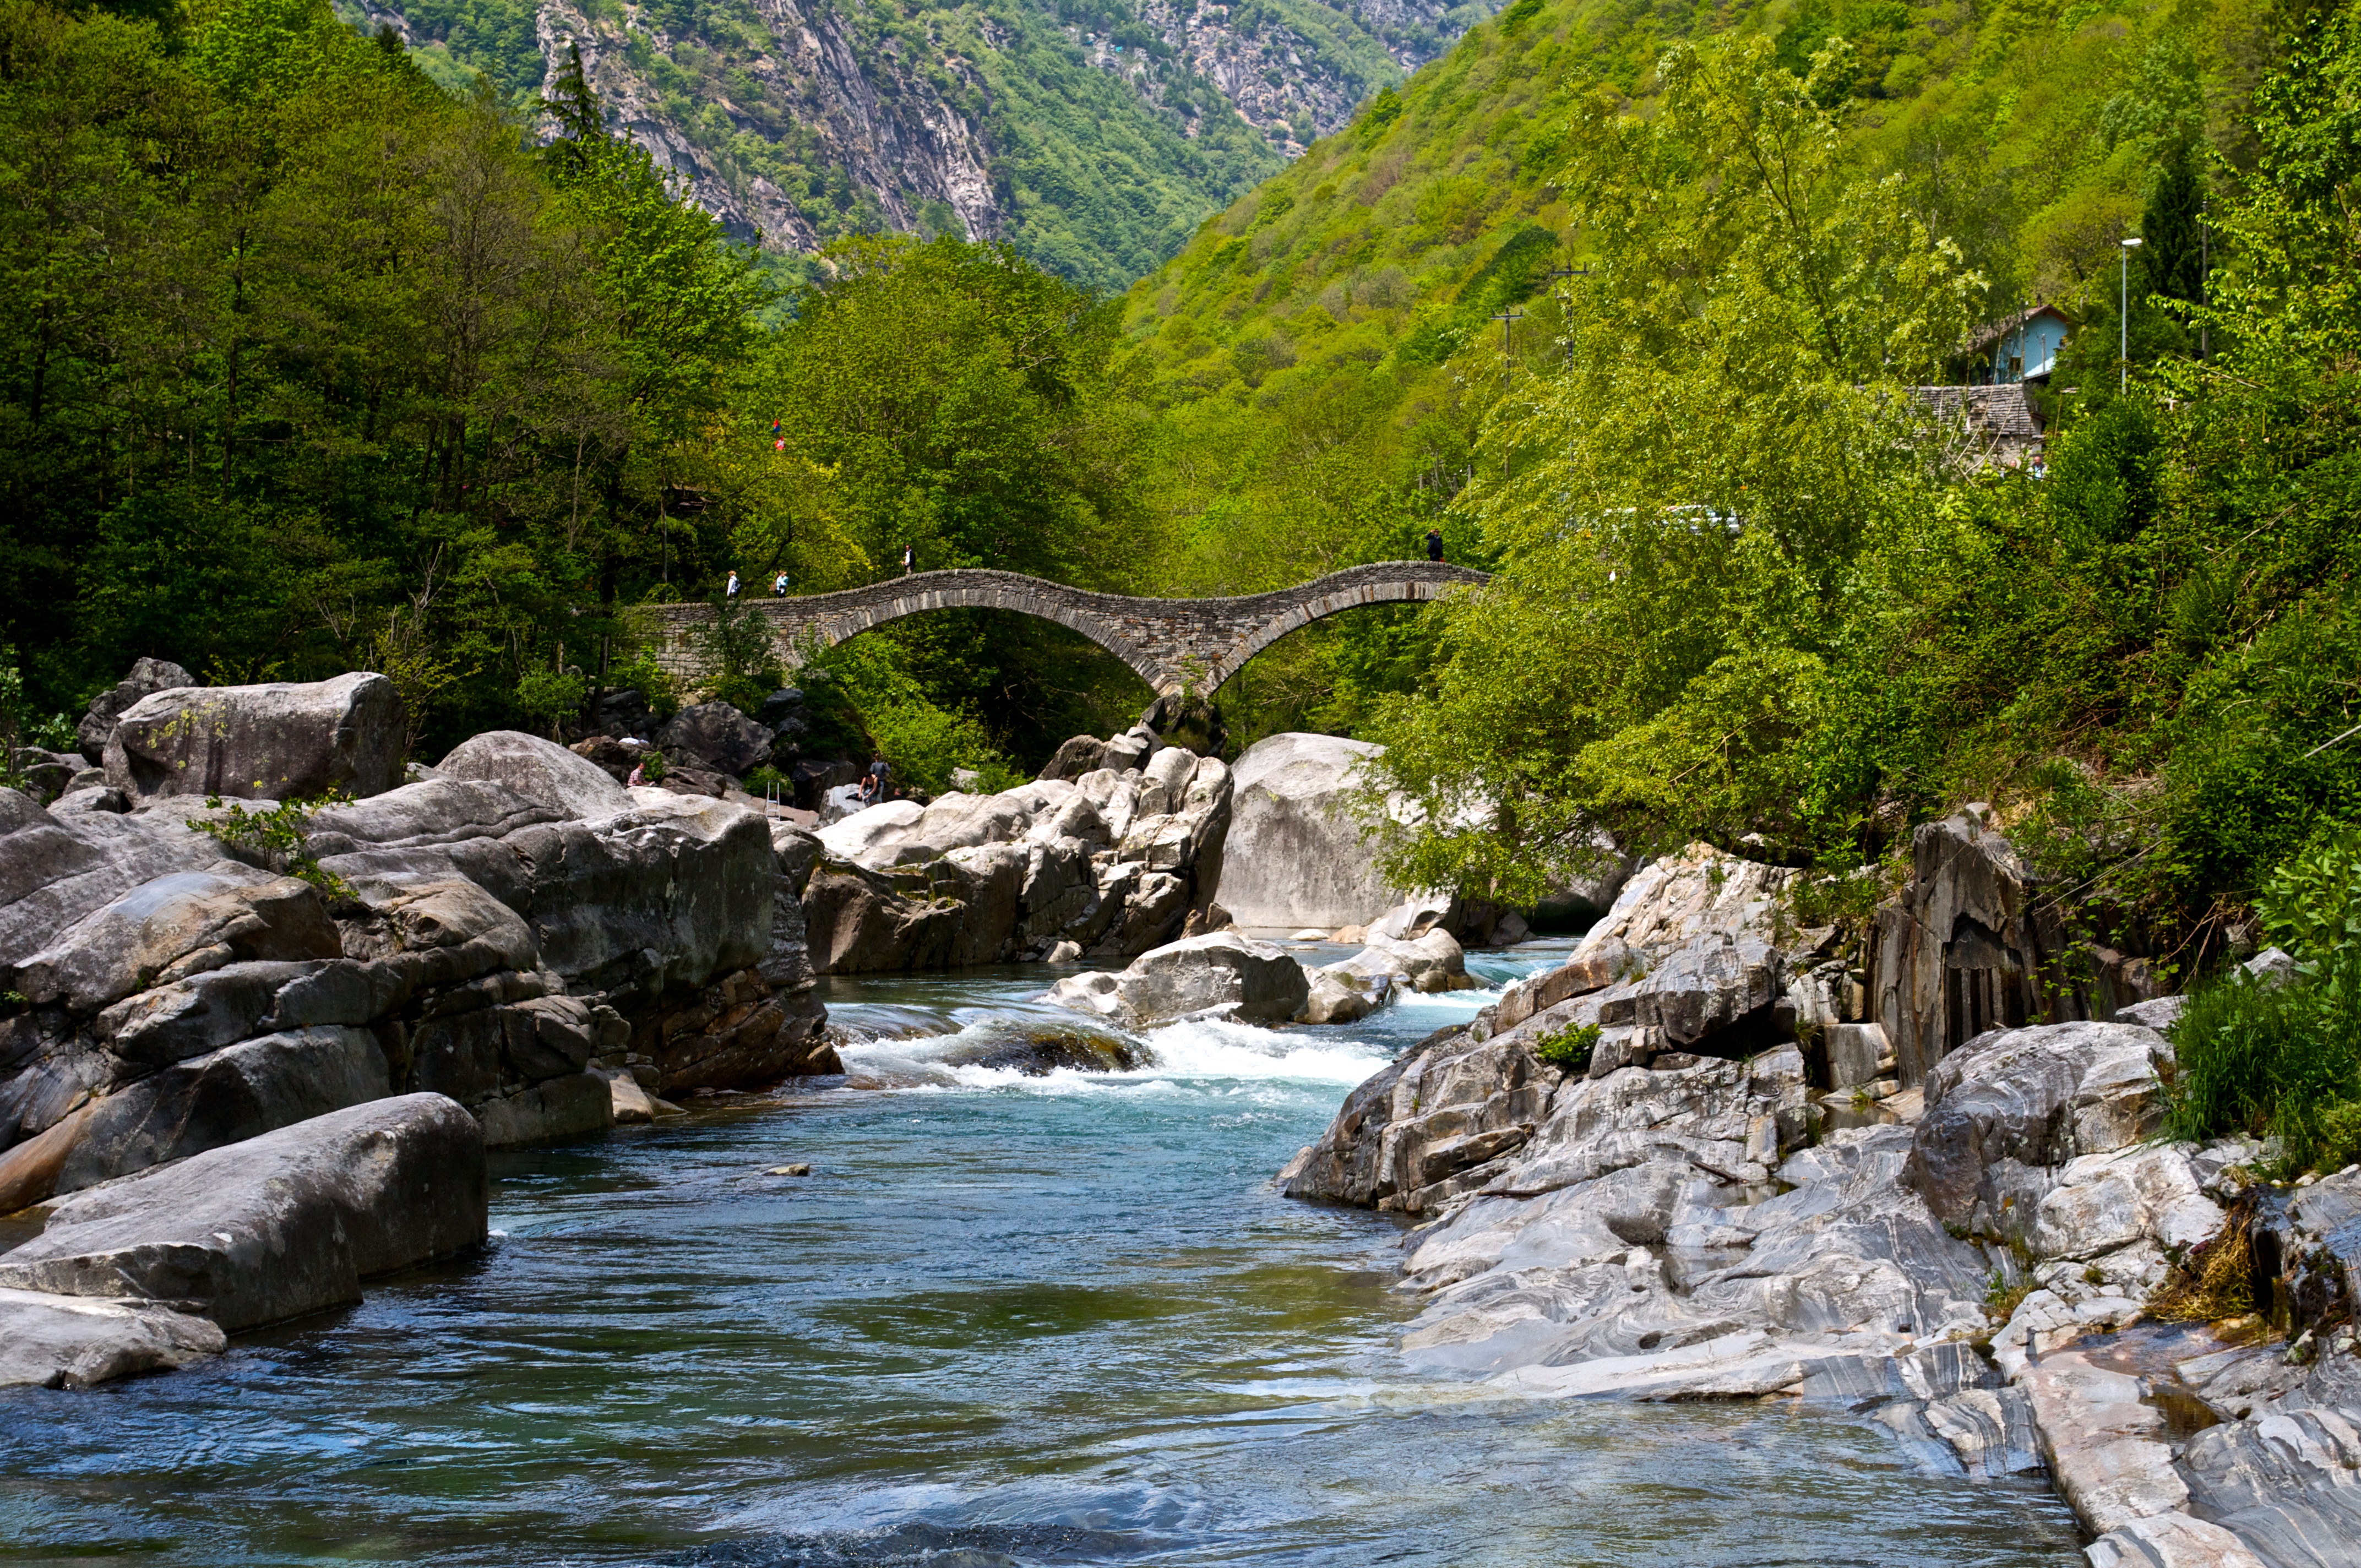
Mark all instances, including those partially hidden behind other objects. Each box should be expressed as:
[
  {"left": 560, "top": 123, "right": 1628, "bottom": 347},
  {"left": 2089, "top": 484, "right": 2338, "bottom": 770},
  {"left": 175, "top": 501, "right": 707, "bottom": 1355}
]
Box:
[
  {"left": 1125, "top": 0, "right": 2259, "bottom": 573},
  {"left": 1114, "top": 0, "right": 2360, "bottom": 976}
]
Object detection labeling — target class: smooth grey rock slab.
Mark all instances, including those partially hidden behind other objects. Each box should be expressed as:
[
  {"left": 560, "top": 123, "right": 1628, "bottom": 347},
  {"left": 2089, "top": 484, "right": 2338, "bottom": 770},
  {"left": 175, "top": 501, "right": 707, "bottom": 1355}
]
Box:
[
  {"left": 0, "top": 1286, "right": 225, "bottom": 1389},
  {"left": 0, "top": 1093, "right": 486, "bottom": 1332},
  {"left": 14, "top": 869, "right": 341, "bottom": 1016},
  {"left": 2085, "top": 1513, "right": 2271, "bottom": 1568},
  {"left": 54, "top": 1026, "right": 391, "bottom": 1194},
  {"left": 475, "top": 1071, "right": 613, "bottom": 1148},
  {"left": 436, "top": 731, "right": 632, "bottom": 823}
]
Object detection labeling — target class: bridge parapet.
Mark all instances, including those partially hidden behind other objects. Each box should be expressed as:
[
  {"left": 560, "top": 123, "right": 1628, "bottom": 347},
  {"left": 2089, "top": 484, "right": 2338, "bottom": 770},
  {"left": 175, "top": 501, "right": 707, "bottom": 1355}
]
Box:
[{"left": 638, "top": 562, "right": 1490, "bottom": 698}]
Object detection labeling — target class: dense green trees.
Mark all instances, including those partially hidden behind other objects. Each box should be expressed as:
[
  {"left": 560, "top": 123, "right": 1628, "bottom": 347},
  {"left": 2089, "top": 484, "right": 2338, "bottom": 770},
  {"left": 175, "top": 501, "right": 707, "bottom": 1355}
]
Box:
[
  {"left": 1343, "top": 9, "right": 2361, "bottom": 971},
  {"left": 0, "top": 0, "right": 1153, "bottom": 767}
]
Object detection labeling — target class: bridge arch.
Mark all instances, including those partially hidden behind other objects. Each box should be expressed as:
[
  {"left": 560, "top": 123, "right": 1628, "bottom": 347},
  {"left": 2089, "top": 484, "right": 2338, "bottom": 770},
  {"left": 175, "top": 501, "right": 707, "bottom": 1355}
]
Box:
[{"left": 638, "top": 563, "right": 1490, "bottom": 700}]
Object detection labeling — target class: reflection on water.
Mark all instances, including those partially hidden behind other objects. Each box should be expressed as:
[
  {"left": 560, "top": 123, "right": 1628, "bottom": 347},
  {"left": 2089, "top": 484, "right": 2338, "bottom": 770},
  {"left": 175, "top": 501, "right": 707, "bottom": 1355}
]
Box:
[{"left": 0, "top": 947, "right": 2086, "bottom": 1566}]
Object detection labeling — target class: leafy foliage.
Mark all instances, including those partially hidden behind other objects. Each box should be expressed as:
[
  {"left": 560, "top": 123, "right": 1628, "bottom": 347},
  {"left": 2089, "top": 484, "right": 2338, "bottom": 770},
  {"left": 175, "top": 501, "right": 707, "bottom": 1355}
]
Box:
[
  {"left": 188, "top": 791, "right": 358, "bottom": 901},
  {"left": 1533, "top": 1021, "right": 1600, "bottom": 1071}
]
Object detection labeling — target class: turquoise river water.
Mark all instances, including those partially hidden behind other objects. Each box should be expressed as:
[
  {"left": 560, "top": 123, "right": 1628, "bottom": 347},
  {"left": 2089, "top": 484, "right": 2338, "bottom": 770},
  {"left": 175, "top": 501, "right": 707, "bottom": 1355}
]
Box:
[{"left": 0, "top": 946, "right": 2091, "bottom": 1566}]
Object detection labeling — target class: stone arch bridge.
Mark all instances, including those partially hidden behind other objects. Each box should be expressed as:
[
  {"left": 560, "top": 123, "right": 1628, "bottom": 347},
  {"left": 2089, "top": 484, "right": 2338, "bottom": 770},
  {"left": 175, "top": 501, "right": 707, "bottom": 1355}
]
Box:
[{"left": 641, "top": 562, "right": 1490, "bottom": 698}]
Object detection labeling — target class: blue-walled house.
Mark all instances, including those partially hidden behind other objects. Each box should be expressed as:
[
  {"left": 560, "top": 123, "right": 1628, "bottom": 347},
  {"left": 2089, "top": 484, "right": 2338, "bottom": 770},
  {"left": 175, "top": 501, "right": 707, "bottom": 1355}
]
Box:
[{"left": 1968, "top": 303, "right": 2074, "bottom": 384}]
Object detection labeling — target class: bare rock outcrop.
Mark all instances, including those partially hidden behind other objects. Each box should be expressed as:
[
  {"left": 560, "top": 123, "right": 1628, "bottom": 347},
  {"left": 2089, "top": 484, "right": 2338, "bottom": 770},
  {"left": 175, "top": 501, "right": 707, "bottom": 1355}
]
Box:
[
  {"left": 1, "top": 708, "right": 832, "bottom": 1210},
  {"left": 1870, "top": 807, "right": 2166, "bottom": 1084}
]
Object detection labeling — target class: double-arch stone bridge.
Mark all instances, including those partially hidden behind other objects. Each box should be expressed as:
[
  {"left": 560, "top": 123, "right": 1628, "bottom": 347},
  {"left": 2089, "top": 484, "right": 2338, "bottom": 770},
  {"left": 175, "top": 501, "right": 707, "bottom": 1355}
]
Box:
[{"left": 641, "top": 562, "right": 1490, "bottom": 698}]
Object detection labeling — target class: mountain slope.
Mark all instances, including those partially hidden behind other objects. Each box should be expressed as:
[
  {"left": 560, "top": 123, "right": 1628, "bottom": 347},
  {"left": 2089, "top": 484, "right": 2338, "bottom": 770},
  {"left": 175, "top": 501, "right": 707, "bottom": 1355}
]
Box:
[
  {"left": 346, "top": 0, "right": 1499, "bottom": 291},
  {"left": 1121, "top": 0, "right": 2267, "bottom": 560}
]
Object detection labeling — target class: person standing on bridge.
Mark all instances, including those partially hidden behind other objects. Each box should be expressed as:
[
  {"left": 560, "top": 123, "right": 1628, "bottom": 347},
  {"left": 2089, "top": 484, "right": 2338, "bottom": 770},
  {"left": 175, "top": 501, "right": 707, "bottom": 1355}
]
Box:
[
  {"left": 773, "top": 570, "right": 789, "bottom": 596},
  {"left": 901, "top": 544, "right": 915, "bottom": 576},
  {"left": 1425, "top": 529, "right": 1444, "bottom": 562},
  {"left": 726, "top": 569, "right": 741, "bottom": 600}
]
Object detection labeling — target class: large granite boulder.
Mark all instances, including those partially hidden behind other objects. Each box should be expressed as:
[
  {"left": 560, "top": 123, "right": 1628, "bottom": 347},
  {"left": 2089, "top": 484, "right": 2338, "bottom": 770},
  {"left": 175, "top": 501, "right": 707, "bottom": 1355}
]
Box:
[
  {"left": 52, "top": 1025, "right": 391, "bottom": 1194},
  {"left": 1902, "top": 1020, "right": 2172, "bottom": 1231},
  {"left": 1319, "top": 927, "right": 1470, "bottom": 998},
  {"left": 1, "top": 740, "right": 824, "bottom": 1206},
  {"left": 10, "top": 868, "right": 341, "bottom": 1015},
  {"left": 104, "top": 672, "right": 405, "bottom": 803},
  {"left": 75, "top": 656, "right": 194, "bottom": 765},
  {"left": 0, "top": 789, "right": 256, "bottom": 986},
  {"left": 1215, "top": 732, "right": 1401, "bottom": 929},
  {"left": 319, "top": 787, "right": 774, "bottom": 1004},
  {"left": 0, "top": 1093, "right": 486, "bottom": 1333},
  {"left": 1037, "top": 734, "right": 1108, "bottom": 780},
  {"left": 658, "top": 701, "right": 772, "bottom": 777},
  {"left": 1045, "top": 932, "right": 1309, "bottom": 1027},
  {"left": 436, "top": 731, "right": 632, "bottom": 822}
]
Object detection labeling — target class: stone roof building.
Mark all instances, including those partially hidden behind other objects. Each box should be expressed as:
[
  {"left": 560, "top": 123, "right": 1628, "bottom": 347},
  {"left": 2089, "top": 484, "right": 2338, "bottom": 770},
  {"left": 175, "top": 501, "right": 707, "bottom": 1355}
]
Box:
[{"left": 1911, "top": 382, "right": 2047, "bottom": 470}]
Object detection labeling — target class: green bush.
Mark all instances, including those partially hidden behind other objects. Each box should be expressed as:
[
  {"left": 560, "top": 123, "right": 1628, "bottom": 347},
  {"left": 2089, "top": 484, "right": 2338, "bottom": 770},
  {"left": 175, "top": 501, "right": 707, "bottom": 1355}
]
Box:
[
  {"left": 188, "top": 791, "right": 356, "bottom": 902},
  {"left": 607, "top": 652, "right": 679, "bottom": 723},
  {"left": 2165, "top": 827, "right": 2361, "bottom": 1174},
  {"left": 514, "top": 668, "right": 585, "bottom": 738},
  {"left": 1535, "top": 1021, "right": 1601, "bottom": 1072}
]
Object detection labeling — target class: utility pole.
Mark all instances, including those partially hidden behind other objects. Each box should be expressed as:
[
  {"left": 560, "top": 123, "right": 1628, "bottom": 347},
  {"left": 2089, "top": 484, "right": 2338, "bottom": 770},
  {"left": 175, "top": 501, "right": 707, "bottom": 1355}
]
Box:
[
  {"left": 2200, "top": 196, "right": 2210, "bottom": 361},
  {"left": 1490, "top": 308, "right": 1524, "bottom": 356},
  {"left": 1543, "top": 265, "right": 1590, "bottom": 371},
  {"left": 2120, "top": 236, "right": 2144, "bottom": 392}
]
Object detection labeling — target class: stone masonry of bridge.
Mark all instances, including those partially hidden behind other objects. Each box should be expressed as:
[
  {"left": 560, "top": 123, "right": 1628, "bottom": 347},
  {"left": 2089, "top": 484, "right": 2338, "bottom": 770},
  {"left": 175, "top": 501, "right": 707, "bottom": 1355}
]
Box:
[{"left": 640, "top": 562, "right": 1490, "bottom": 699}]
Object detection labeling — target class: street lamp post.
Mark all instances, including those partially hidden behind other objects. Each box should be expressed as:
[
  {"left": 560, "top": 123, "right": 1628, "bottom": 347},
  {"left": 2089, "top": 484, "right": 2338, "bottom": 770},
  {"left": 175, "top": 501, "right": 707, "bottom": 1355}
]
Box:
[{"left": 2120, "top": 236, "right": 2144, "bottom": 392}]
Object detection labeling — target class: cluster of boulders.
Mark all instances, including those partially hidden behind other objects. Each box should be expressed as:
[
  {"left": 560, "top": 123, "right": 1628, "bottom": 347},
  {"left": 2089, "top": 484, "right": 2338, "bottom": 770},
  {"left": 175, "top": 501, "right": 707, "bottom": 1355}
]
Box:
[
  {"left": 2, "top": 663, "right": 840, "bottom": 1389},
  {"left": 803, "top": 729, "right": 1236, "bottom": 971},
  {"left": 1038, "top": 900, "right": 1476, "bottom": 1029},
  {"left": 1280, "top": 811, "right": 2361, "bottom": 1568},
  {"left": 565, "top": 682, "right": 866, "bottom": 810}
]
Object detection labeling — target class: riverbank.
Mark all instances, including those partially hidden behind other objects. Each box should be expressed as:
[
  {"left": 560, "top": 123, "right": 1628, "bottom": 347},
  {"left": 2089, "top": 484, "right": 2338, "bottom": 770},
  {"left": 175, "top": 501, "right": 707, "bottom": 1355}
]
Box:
[{"left": 0, "top": 962, "right": 2086, "bottom": 1566}]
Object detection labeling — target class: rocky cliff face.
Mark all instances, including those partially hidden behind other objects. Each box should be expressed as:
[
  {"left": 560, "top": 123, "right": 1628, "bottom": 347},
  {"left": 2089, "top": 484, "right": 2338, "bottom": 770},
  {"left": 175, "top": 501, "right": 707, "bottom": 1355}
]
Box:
[{"left": 348, "top": 0, "right": 1496, "bottom": 285}]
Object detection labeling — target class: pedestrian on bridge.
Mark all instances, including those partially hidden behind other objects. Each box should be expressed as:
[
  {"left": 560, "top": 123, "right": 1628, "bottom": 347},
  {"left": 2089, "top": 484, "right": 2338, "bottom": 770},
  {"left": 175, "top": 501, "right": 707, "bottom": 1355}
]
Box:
[
  {"left": 726, "top": 569, "right": 741, "bottom": 599},
  {"left": 901, "top": 544, "right": 915, "bottom": 576},
  {"left": 773, "top": 570, "right": 789, "bottom": 596},
  {"left": 1425, "top": 529, "right": 1444, "bottom": 562}
]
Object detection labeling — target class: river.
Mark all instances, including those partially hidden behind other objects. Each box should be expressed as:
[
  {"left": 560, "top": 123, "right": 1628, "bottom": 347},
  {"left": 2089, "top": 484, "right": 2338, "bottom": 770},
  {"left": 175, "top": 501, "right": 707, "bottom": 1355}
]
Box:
[{"left": 1, "top": 946, "right": 2088, "bottom": 1566}]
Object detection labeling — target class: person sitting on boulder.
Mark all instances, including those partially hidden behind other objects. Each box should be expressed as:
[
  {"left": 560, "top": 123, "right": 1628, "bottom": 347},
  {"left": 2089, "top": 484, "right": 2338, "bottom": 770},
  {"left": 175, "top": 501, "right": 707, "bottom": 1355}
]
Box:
[
  {"left": 1425, "top": 528, "right": 1444, "bottom": 562},
  {"left": 860, "top": 754, "right": 892, "bottom": 804},
  {"left": 627, "top": 759, "right": 648, "bottom": 787}
]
